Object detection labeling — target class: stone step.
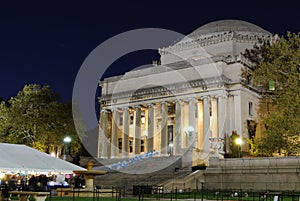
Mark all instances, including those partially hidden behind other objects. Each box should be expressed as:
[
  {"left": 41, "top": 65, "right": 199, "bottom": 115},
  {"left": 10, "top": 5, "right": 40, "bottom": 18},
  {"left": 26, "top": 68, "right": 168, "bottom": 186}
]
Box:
[{"left": 93, "top": 156, "right": 191, "bottom": 192}]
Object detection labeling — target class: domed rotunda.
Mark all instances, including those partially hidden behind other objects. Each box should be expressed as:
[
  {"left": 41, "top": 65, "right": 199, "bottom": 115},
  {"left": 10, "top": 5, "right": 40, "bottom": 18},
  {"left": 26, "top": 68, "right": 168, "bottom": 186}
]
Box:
[{"left": 98, "top": 20, "right": 274, "bottom": 167}]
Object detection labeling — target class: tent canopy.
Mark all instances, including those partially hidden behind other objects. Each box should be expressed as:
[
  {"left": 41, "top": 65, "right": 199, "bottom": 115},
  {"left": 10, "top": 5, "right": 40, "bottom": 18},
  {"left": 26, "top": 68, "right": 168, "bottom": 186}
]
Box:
[{"left": 0, "top": 143, "right": 86, "bottom": 174}]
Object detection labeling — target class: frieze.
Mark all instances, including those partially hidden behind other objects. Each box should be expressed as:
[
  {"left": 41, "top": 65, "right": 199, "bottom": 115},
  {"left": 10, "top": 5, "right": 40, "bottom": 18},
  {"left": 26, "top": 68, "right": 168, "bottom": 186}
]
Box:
[
  {"left": 159, "top": 31, "right": 272, "bottom": 55},
  {"left": 100, "top": 75, "right": 231, "bottom": 104},
  {"left": 100, "top": 55, "right": 251, "bottom": 85}
]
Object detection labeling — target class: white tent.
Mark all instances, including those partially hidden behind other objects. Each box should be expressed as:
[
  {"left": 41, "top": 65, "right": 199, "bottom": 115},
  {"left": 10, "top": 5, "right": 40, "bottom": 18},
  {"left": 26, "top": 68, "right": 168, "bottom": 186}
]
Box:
[{"left": 0, "top": 143, "right": 86, "bottom": 174}]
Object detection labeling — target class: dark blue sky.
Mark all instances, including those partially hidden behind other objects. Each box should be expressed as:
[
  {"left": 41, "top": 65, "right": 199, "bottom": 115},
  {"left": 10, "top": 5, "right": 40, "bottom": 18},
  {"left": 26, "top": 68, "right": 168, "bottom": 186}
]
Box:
[{"left": 1, "top": 1, "right": 299, "bottom": 101}]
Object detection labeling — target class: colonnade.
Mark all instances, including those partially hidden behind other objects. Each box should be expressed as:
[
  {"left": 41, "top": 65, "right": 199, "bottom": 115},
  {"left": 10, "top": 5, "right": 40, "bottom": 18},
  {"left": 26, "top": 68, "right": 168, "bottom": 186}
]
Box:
[{"left": 98, "top": 91, "right": 242, "bottom": 160}]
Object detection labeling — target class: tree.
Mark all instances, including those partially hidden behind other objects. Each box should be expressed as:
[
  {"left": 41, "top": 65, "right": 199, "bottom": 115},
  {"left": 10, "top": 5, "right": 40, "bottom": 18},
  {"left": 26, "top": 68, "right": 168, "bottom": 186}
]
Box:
[
  {"left": 0, "top": 84, "right": 83, "bottom": 155},
  {"left": 0, "top": 101, "right": 10, "bottom": 141},
  {"left": 244, "top": 32, "right": 300, "bottom": 156}
]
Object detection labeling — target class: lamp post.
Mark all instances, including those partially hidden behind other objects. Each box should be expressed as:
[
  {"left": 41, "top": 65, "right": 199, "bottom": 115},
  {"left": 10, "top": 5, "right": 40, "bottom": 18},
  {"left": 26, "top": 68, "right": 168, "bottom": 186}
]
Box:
[
  {"left": 235, "top": 137, "right": 243, "bottom": 158},
  {"left": 200, "top": 178, "right": 205, "bottom": 201},
  {"left": 63, "top": 136, "right": 71, "bottom": 160}
]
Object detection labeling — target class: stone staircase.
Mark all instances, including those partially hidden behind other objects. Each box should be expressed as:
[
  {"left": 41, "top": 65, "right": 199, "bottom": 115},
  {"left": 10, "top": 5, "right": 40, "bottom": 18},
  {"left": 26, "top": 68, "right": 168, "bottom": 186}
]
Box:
[
  {"left": 93, "top": 156, "right": 192, "bottom": 193},
  {"left": 160, "top": 169, "right": 205, "bottom": 192}
]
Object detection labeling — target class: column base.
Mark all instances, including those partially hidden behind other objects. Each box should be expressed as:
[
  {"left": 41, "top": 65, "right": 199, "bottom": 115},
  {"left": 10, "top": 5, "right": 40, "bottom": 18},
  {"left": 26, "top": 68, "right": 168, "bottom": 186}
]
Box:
[
  {"left": 110, "top": 156, "right": 118, "bottom": 159},
  {"left": 122, "top": 154, "right": 129, "bottom": 159}
]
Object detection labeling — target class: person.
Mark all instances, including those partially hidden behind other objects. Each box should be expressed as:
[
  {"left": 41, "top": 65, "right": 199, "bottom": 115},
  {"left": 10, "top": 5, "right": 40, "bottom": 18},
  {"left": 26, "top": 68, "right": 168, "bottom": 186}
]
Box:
[
  {"left": 72, "top": 152, "right": 81, "bottom": 166},
  {"left": 2, "top": 180, "right": 11, "bottom": 200},
  {"left": 28, "top": 175, "right": 37, "bottom": 191}
]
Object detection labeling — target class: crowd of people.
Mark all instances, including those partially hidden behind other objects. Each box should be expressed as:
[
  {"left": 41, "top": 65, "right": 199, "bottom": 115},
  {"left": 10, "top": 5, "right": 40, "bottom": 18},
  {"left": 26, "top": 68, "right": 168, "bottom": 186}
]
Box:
[
  {"left": 1, "top": 153, "right": 84, "bottom": 198},
  {"left": 1, "top": 173, "right": 86, "bottom": 198}
]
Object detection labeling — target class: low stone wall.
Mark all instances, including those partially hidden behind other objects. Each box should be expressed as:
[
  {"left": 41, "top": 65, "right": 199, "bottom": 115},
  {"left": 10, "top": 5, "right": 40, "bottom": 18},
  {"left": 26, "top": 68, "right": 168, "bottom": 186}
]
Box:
[{"left": 204, "top": 156, "right": 300, "bottom": 191}]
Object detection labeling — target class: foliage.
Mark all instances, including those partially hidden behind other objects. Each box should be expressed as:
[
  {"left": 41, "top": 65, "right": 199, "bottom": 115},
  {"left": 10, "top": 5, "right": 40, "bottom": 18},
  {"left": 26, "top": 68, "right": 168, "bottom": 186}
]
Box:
[
  {"left": 0, "top": 101, "right": 10, "bottom": 141},
  {"left": 0, "top": 84, "right": 84, "bottom": 155},
  {"left": 244, "top": 32, "right": 300, "bottom": 156}
]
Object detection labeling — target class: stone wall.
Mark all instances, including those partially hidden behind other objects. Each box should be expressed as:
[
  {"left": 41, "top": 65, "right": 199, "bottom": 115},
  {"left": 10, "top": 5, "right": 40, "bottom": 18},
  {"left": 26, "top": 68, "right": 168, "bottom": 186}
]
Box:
[{"left": 204, "top": 157, "right": 300, "bottom": 191}]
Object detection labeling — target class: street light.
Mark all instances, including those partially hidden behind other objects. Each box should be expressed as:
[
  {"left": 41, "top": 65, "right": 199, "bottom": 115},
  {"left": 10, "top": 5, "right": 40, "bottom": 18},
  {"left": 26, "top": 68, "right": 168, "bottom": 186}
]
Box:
[
  {"left": 199, "top": 178, "right": 205, "bottom": 201},
  {"left": 63, "top": 136, "right": 71, "bottom": 160},
  {"left": 235, "top": 137, "right": 243, "bottom": 158}
]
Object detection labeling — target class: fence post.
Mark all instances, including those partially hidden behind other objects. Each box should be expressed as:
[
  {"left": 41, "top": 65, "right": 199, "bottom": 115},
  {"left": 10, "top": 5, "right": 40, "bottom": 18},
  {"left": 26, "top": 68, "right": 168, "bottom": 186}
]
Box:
[
  {"left": 49, "top": 188, "right": 52, "bottom": 201},
  {"left": 72, "top": 188, "right": 75, "bottom": 201},
  {"left": 201, "top": 183, "right": 204, "bottom": 201}
]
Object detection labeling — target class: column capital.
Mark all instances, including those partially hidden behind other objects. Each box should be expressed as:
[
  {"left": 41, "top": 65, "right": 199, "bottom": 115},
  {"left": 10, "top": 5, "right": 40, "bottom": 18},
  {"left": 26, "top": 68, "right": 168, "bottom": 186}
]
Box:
[
  {"left": 122, "top": 106, "right": 129, "bottom": 111},
  {"left": 160, "top": 101, "right": 167, "bottom": 105},
  {"left": 146, "top": 103, "right": 153, "bottom": 107},
  {"left": 101, "top": 109, "right": 108, "bottom": 113},
  {"left": 110, "top": 107, "right": 118, "bottom": 112},
  {"left": 200, "top": 95, "right": 210, "bottom": 100},
  {"left": 215, "top": 92, "right": 228, "bottom": 99},
  {"left": 230, "top": 90, "right": 241, "bottom": 96},
  {"left": 173, "top": 98, "right": 184, "bottom": 104},
  {"left": 188, "top": 97, "right": 197, "bottom": 102},
  {"left": 134, "top": 105, "right": 141, "bottom": 109}
]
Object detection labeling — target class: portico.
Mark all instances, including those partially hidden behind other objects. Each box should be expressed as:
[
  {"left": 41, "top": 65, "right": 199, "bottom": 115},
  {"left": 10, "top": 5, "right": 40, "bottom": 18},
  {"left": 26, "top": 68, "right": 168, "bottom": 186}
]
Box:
[{"left": 98, "top": 88, "right": 240, "bottom": 164}]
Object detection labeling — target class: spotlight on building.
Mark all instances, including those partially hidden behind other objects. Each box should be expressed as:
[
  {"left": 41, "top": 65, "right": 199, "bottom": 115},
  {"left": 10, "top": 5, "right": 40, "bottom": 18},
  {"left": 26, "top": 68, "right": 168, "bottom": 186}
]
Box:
[{"left": 235, "top": 137, "right": 243, "bottom": 158}]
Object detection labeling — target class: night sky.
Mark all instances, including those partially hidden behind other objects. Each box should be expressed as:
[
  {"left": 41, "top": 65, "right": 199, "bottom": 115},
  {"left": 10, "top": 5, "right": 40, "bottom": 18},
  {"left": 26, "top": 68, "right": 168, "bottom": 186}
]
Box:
[{"left": 1, "top": 1, "right": 300, "bottom": 102}]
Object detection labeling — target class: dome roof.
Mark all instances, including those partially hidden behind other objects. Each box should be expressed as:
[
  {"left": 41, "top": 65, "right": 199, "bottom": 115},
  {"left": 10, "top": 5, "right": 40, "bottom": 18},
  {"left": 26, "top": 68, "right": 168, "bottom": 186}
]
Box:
[{"left": 188, "top": 19, "right": 271, "bottom": 37}]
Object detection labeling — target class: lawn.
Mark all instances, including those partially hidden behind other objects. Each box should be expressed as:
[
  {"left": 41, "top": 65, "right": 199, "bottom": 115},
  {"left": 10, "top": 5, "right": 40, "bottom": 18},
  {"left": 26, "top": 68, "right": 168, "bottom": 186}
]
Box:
[{"left": 9, "top": 191, "right": 300, "bottom": 201}]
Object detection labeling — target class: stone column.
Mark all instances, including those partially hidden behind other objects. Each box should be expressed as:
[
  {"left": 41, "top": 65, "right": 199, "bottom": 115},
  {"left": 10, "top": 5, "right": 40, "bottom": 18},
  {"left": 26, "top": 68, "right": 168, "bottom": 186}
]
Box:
[
  {"left": 197, "top": 100, "right": 203, "bottom": 150},
  {"left": 134, "top": 105, "right": 141, "bottom": 155},
  {"left": 228, "top": 95, "right": 235, "bottom": 135},
  {"left": 202, "top": 97, "right": 210, "bottom": 161},
  {"left": 147, "top": 103, "right": 154, "bottom": 152},
  {"left": 122, "top": 107, "right": 130, "bottom": 158},
  {"left": 161, "top": 101, "right": 168, "bottom": 156},
  {"left": 233, "top": 91, "right": 242, "bottom": 136},
  {"left": 99, "top": 109, "right": 108, "bottom": 159},
  {"left": 174, "top": 100, "right": 182, "bottom": 155},
  {"left": 188, "top": 98, "right": 196, "bottom": 148},
  {"left": 217, "top": 93, "right": 227, "bottom": 139},
  {"left": 110, "top": 108, "right": 118, "bottom": 158},
  {"left": 211, "top": 97, "right": 218, "bottom": 138}
]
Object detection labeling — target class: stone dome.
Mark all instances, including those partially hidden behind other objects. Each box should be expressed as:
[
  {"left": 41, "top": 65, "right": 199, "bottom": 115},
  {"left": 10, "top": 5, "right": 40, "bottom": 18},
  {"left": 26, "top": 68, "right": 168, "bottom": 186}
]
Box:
[{"left": 188, "top": 19, "right": 271, "bottom": 37}]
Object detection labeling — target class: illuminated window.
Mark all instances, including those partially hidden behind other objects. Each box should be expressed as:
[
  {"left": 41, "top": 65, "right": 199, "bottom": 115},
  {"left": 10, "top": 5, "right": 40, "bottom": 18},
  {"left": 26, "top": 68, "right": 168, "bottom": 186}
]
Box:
[
  {"left": 118, "top": 138, "right": 122, "bottom": 153},
  {"left": 168, "top": 105, "right": 175, "bottom": 115},
  {"left": 119, "top": 114, "right": 123, "bottom": 126},
  {"left": 129, "top": 138, "right": 133, "bottom": 153},
  {"left": 130, "top": 114, "right": 134, "bottom": 125},
  {"left": 141, "top": 110, "right": 146, "bottom": 124},
  {"left": 141, "top": 140, "right": 145, "bottom": 152}
]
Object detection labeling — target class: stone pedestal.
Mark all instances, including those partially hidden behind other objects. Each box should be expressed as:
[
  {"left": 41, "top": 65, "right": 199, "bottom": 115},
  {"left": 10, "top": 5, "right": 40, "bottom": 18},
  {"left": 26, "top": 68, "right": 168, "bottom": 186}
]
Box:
[
  {"left": 209, "top": 138, "right": 224, "bottom": 159},
  {"left": 84, "top": 161, "right": 94, "bottom": 190},
  {"left": 73, "top": 161, "right": 107, "bottom": 191}
]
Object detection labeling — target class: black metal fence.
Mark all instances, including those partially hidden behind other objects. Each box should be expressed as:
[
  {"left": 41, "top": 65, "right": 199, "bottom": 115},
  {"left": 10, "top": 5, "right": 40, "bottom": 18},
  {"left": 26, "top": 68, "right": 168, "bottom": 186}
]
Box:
[
  {"left": 3, "top": 186, "right": 300, "bottom": 201},
  {"left": 127, "top": 186, "right": 300, "bottom": 201}
]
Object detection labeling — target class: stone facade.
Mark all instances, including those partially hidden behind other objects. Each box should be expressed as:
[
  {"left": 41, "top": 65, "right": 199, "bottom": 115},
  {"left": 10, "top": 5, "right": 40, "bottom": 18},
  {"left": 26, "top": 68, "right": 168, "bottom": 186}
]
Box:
[
  {"left": 97, "top": 20, "right": 274, "bottom": 165},
  {"left": 204, "top": 157, "right": 300, "bottom": 191}
]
